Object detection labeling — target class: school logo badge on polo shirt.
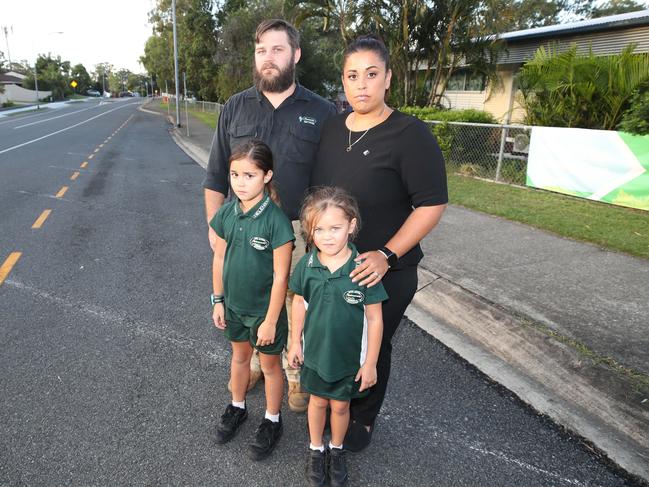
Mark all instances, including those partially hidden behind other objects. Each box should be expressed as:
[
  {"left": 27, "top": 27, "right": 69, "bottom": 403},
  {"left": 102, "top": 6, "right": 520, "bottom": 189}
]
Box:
[
  {"left": 249, "top": 236, "right": 270, "bottom": 250},
  {"left": 343, "top": 290, "right": 365, "bottom": 304}
]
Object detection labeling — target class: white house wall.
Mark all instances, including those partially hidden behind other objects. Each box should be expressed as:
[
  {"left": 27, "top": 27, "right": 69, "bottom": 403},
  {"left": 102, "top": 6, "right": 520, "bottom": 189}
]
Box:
[
  {"left": 0, "top": 84, "right": 52, "bottom": 104},
  {"left": 443, "top": 90, "right": 487, "bottom": 110}
]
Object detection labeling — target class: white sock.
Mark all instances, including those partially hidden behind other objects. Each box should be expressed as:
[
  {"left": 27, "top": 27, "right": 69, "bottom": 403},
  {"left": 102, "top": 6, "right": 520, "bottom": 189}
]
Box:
[
  {"left": 310, "top": 443, "right": 325, "bottom": 452},
  {"left": 329, "top": 442, "right": 343, "bottom": 450},
  {"left": 232, "top": 400, "right": 245, "bottom": 409},
  {"left": 265, "top": 411, "right": 280, "bottom": 422}
]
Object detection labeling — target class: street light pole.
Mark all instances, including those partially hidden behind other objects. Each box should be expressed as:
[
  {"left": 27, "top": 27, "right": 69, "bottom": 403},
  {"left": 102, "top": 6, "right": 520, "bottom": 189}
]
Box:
[
  {"left": 34, "top": 63, "right": 40, "bottom": 109},
  {"left": 172, "top": 0, "right": 181, "bottom": 127}
]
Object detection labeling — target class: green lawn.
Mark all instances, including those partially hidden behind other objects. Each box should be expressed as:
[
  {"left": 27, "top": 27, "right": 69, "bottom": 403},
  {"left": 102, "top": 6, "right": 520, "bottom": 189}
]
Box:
[
  {"left": 160, "top": 101, "right": 219, "bottom": 129},
  {"left": 448, "top": 174, "right": 649, "bottom": 259}
]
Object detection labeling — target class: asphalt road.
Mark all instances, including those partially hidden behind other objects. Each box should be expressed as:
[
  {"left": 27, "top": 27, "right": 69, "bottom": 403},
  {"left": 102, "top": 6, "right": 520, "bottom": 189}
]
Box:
[{"left": 0, "top": 100, "right": 642, "bottom": 486}]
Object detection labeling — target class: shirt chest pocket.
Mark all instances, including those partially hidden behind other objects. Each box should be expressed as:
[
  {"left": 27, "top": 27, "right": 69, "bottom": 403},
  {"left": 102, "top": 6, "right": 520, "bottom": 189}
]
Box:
[
  {"left": 228, "top": 123, "right": 258, "bottom": 149},
  {"left": 285, "top": 124, "right": 320, "bottom": 164}
]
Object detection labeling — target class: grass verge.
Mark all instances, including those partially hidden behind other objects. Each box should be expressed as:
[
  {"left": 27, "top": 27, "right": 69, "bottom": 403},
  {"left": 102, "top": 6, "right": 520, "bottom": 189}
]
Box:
[
  {"left": 448, "top": 173, "right": 649, "bottom": 259},
  {"left": 160, "top": 101, "right": 218, "bottom": 129}
]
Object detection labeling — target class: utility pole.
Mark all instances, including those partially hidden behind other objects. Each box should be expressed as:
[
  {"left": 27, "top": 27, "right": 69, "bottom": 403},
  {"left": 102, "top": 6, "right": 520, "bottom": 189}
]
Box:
[
  {"left": 34, "top": 63, "right": 40, "bottom": 109},
  {"left": 172, "top": 0, "right": 181, "bottom": 127},
  {"left": 2, "top": 26, "right": 12, "bottom": 68}
]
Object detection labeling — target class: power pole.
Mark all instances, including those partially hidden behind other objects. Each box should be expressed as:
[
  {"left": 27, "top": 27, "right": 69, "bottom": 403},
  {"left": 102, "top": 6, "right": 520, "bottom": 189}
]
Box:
[
  {"left": 172, "top": 0, "right": 181, "bottom": 127},
  {"left": 2, "top": 26, "right": 12, "bottom": 68}
]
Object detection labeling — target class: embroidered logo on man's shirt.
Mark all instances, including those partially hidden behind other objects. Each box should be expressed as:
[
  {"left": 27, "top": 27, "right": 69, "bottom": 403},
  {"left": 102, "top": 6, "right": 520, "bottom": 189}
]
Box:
[{"left": 299, "top": 116, "right": 317, "bottom": 126}]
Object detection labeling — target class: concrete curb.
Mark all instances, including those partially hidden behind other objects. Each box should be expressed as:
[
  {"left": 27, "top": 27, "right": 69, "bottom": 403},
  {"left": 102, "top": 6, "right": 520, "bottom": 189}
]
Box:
[
  {"left": 138, "top": 102, "right": 209, "bottom": 169},
  {"left": 169, "top": 128, "right": 208, "bottom": 170},
  {"left": 408, "top": 267, "right": 649, "bottom": 481}
]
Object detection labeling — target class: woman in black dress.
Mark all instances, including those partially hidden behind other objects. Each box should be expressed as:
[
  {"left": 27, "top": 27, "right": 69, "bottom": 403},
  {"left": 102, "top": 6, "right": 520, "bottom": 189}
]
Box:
[{"left": 311, "top": 35, "right": 448, "bottom": 452}]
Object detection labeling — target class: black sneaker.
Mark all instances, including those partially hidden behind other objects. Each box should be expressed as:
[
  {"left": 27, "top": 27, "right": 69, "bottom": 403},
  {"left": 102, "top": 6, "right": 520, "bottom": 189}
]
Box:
[
  {"left": 329, "top": 447, "right": 349, "bottom": 487},
  {"left": 215, "top": 404, "right": 247, "bottom": 444},
  {"left": 248, "top": 415, "right": 283, "bottom": 461},
  {"left": 305, "top": 448, "right": 327, "bottom": 487}
]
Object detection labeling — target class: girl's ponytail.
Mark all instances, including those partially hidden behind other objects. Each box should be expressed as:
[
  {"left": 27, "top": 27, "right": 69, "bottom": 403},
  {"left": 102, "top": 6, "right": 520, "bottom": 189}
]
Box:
[{"left": 266, "top": 180, "right": 280, "bottom": 206}]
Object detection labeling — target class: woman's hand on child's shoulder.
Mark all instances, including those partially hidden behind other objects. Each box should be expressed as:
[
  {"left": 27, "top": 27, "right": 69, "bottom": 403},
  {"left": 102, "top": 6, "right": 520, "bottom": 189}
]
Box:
[{"left": 212, "top": 303, "right": 226, "bottom": 329}]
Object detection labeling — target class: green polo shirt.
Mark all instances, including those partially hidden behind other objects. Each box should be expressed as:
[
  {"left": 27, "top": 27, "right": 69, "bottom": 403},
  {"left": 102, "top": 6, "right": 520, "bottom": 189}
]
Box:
[
  {"left": 211, "top": 195, "right": 295, "bottom": 316},
  {"left": 289, "top": 244, "right": 388, "bottom": 382}
]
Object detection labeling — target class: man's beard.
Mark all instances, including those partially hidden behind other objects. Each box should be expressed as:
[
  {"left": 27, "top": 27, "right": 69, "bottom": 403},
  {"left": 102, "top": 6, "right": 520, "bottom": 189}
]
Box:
[{"left": 253, "top": 60, "right": 295, "bottom": 93}]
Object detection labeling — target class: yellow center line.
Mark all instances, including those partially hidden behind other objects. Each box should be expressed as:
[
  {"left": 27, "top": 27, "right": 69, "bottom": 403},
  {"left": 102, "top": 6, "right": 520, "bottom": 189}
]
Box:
[
  {"left": 32, "top": 209, "right": 52, "bottom": 229},
  {"left": 70, "top": 171, "right": 80, "bottom": 181},
  {"left": 88, "top": 154, "right": 94, "bottom": 160},
  {"left": 80, "top": 161, "right": 88, "bottom": 168},
  {"left": 56, "top": 186, "right": 68, "bottom": 198},
  {"left": 0, "top": 252, "right": 22, "bottom": 286}
]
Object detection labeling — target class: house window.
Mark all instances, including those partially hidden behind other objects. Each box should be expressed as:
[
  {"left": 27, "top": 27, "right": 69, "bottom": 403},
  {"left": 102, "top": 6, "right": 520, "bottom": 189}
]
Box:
[{"left": 447, "top": 69, "right": 486, "bottom": 91}]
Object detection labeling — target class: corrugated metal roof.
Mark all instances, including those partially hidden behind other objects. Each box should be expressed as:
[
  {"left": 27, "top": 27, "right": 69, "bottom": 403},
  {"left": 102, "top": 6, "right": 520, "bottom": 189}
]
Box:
[
  {"left": 500, "top": 26, "right": 649, "bottom": 63},
  {"left": 498, "top": 9, "right": 649, "bottom": 42}
]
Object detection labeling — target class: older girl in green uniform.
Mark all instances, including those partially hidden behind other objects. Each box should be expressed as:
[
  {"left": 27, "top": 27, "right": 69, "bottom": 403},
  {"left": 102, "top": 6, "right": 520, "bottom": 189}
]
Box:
[
  {"left": 288, "top": 187, "right": 387, "bottom": 486},
  {"left": 210, "top": 139, "right": 294, "bottom": 461}
]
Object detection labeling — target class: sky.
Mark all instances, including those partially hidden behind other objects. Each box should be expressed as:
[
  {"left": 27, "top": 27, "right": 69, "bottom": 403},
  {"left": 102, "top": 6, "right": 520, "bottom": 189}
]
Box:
[{"left": 2, "top": 0, "right": 156, "bottom": 73}]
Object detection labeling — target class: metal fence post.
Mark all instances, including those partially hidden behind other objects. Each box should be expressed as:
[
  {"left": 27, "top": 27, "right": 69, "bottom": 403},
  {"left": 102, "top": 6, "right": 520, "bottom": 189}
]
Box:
[{"left": 495, "top": 125, "right": 508, "bottom": 182}]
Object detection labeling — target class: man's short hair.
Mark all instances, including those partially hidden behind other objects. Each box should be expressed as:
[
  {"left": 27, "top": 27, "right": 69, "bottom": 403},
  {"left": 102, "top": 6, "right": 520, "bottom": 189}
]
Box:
[{"left": 255, "top": 19, "right": 300, "bottom": 51}]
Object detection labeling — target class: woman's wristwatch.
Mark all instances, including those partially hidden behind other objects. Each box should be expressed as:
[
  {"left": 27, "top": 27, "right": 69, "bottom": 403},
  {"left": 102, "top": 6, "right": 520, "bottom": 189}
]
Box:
[
  {"left": 210, "top": 293, "right": 224, "bottom": 306},
  {"left": 378, "top": 247, "right": 398, "bottom": 268}
]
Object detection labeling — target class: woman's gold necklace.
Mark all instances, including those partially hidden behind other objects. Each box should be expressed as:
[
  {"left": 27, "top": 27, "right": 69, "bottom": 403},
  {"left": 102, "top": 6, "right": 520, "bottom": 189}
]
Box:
[{"left": 346, "top": 105, "right": 386, "bottom": 152}]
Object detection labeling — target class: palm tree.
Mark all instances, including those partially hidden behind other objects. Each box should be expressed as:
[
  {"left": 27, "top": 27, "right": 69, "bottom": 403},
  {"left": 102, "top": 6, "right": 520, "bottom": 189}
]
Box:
[{"left": 519, "top": 45, "right": 649, "bottom": 129}]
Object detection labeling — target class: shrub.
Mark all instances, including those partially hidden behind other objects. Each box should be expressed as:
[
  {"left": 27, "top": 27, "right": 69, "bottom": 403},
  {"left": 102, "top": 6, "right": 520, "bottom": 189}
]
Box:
[
  {"left": 618, "top": 89, "right": 649, "bottom": 135},
  {"left": 2, "top": 101, "right": 15, "bottom": 108},
  {"left": 400, "top": 106, "right": 496, "bottom": 124}
]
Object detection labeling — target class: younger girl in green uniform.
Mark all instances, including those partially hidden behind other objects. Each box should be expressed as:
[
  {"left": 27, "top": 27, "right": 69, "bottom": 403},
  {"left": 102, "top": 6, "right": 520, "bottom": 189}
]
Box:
[
  {"left": 210, "top": 139, "right": 294, "bottom": 460},
  {"left": 288, "top": 187, "right": 387, "bottom": 486}
]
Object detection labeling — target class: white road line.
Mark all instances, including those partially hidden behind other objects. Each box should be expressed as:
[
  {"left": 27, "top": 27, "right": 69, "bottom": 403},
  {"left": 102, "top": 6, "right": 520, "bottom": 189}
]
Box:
[
  {"left": 0, "top": 102, "right": 139, "bottom": 155},
  {"left": 13, "top": 104, "right": 99, "bottom": 129}
]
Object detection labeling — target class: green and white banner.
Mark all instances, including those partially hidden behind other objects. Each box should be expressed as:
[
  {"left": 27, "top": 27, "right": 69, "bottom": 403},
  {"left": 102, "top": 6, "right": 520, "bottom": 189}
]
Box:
[{"left": 526, "top": 127, "right": 649, "bottom": 211}]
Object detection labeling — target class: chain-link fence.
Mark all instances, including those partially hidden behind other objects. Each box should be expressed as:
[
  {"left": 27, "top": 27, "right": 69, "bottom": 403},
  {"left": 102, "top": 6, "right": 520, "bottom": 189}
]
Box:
[
  {"left": 426, "top": 121, "right": 532, "bottom": 186},
  {"left": 165, "top": 96, "right": 223, "bottom": 138}
]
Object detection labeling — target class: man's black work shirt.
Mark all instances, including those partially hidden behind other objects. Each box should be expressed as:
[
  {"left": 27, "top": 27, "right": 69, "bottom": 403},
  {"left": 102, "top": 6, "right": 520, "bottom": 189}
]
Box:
[{"left": 204, "top": 84, "right": 337, "bottom": 220}]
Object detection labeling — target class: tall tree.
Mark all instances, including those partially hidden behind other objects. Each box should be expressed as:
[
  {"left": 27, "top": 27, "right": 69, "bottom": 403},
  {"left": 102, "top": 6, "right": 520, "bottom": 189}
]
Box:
[
  {"left": 70, "top": 64, "right": 92, "bottom": 94},
  {"left": 22, "top": 54, "right": 72, "bottom": 100},
  {"left": 572, "top": 0, "right": 649, "bottom": 19},
  {"left": 215, "top": 0, "right": 339, "bottom": 100},
  {"left": 476, "top": 0, "right": 570, "bottom": 34},
  {"left": 141, "top": 0, "right": 219, "bottom": 100},
  {"left": 93, "top": 62, "right": 113, "bottom": 94}
]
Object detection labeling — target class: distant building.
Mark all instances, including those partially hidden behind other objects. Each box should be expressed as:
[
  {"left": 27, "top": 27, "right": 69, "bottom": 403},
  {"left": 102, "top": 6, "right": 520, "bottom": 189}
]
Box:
[
  {"left": 441, "top": 10, "right": 649, "bottom": 123},
  {"left": 0, "top": 70, "right": 52, "bottom": 105}
]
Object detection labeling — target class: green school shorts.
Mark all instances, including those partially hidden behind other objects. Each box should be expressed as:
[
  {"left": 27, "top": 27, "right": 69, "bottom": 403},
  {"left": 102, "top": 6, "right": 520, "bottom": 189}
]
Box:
[
  {"left": 224, "top": 306, "right": 287, "bottom": 355},
  {"left": 300, "top": 366, "right": 370, "bottom": 401}
]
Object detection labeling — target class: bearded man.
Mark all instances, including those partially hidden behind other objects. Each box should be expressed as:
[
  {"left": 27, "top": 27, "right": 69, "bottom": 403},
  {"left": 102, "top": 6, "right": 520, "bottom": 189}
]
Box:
[{"left": 204, "top": 19, "right": 337, "bottom": 414}]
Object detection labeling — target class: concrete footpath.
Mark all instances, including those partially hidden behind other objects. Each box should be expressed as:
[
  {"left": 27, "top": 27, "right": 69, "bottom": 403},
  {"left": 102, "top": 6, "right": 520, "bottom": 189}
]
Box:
[{"left": 141, "top": 100, "right": 649, "bottom": 481}]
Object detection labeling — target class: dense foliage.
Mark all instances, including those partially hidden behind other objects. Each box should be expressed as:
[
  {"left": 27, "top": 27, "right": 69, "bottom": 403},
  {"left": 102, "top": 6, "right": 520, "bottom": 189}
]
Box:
[
  {"left": 400, "top": 107, "right": 497, "bottom": 123},
  {"left": 518, "top": 46, "right": 649, "bottom": 130},
  {"left": 619, "top": 83, "right": 649, "bottom": 135}
]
